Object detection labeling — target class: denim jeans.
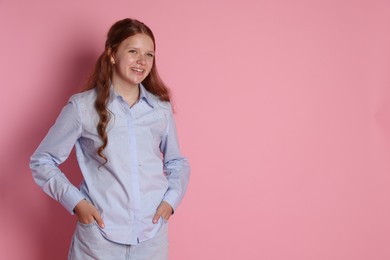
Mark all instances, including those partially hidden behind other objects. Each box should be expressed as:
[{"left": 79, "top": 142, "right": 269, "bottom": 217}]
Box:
[{"left": 68, "top": 221, "right": 169, "bottom": 260}]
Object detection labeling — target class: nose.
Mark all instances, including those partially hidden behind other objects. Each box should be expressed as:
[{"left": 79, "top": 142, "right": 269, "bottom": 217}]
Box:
[{"left": 137, "top": 55, "right": 146, "bottom": 65}]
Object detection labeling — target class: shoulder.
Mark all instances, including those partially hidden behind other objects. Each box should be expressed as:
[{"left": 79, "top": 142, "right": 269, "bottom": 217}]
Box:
[
  {"left": 66, "top": 89, "right": 97, "bottom": 118},
  {"left": 69, "top": 88, "right": 97, "bottom": 104},
  {"left": 154, "top": 98, "right": 173, "bottom": 116},
  {"left": 145, "top": 91, "right": 172, "bottom": 112},
  {"left": 69, "top": 89, "right": 96, "bottom": 103}
]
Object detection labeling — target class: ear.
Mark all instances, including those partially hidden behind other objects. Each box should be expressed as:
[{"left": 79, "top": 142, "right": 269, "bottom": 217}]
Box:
[
  {"left": 107, "top": 48, "right": 116, "bottom": 65},
  {"left": 110, "top": 56, "right": 116, "bottom": 65}
]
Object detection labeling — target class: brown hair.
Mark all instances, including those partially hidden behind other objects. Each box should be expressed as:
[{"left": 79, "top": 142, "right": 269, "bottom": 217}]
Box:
[{"left": 84, "top": 18, "right": 171, "bottom": 165}]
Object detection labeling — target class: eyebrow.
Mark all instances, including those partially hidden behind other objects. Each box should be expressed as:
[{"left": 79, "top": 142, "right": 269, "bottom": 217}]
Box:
[{"left": 126, "top": 46, "right": 155, "bottom": 53}]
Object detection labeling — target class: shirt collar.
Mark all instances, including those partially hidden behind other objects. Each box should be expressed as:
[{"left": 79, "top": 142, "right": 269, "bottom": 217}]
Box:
[{"left": 108, "top": 83, "right": 155, "bottom": 108}]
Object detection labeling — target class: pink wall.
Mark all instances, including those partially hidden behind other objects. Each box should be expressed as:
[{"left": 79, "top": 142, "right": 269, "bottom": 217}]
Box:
[{"left": 1, "top": 0, "right": 390, "bottom": 259}]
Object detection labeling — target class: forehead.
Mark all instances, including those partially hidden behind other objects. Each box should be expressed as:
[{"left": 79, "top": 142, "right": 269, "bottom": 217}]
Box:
[{"left": 120, "top": 33, "right": 155, "bottom": 51}]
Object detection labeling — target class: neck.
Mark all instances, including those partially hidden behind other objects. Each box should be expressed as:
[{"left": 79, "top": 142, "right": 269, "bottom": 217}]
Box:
[{"left": 113, "top": 83, "right": 140, "bottom": 107}]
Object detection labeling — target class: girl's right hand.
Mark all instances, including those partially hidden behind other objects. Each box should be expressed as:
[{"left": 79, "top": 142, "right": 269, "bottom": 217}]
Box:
[{"left": 73, "top": 200, "right": 105, "bottom": 228}]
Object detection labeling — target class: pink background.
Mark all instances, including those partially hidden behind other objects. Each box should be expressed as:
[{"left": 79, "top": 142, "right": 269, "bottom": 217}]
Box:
[{"left": 1, "top": 0, "right": 390, "bottom": 259}]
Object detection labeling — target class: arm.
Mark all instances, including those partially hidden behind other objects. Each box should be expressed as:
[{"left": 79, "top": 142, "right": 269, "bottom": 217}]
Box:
[
  {"left": 30, "top": 99, "right": 85, "bottom": 214},
  {"left": 153, "top": 105, "right": 190, "bottom": 223}
]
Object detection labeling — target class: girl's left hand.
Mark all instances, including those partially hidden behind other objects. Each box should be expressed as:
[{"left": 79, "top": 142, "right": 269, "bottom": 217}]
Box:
[{"left": 152, "top": 201, "right": 173, "bottom": 224}]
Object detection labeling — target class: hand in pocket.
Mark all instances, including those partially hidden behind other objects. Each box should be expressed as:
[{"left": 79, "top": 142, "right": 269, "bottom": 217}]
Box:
[{"left": 74, "top": 200, "right": 105, "bottom": 228}]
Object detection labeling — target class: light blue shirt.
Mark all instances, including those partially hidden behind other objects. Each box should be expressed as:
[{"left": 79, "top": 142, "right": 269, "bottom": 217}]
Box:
[{"left": 30, "top": 84, "right": 190, "bottom": 245}]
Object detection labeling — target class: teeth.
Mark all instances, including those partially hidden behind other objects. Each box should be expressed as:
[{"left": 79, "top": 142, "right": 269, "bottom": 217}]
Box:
[{"left": 131, "top": 68, "right": 144, "bottom": 73}]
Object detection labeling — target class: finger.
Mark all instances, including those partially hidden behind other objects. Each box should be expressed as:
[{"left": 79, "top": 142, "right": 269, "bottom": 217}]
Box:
[
  {"left": 78, "top": 216, "right": 94, "bottom": 224},
  {"left": 93, "top": 213, "right": 105, "bottom": 228},
  {"left": 162, "top": 213, "right": 171, "bottom": 221},
  {"left": 153, "top": 211, "right": 161, "bottom": 224},
  {"left": 162, "top": 204, "right": 173, "bottom": 219}
]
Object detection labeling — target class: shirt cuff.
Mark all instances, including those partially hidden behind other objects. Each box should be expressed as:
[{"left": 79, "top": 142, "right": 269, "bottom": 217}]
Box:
[
  {"left": 59, "top": 187, "right": 85, "bottom": 215},
  {"left": 163, "top": 189, "right": 181, "bottom": 212}
]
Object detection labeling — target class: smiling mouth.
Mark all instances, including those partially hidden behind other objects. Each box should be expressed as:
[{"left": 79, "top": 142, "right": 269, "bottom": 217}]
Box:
[{"left": 131, "top": 67, "right": 145, "bottom": 73}]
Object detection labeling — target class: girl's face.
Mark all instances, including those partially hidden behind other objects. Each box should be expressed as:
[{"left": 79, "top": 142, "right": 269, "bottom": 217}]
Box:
[{"left": 111, "top": 33, "right": 155, "bottom": 89}]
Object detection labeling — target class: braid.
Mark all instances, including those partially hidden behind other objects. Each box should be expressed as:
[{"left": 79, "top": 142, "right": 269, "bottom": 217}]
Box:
[{"left": 84, "top": 52, "right": 112, "bottom": 166}]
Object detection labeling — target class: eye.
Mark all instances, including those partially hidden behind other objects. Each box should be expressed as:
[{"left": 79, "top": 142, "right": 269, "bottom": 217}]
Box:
[
  {"left": 147, "top": 53, "right": 154, "bottom": 58},
  {"left": 129, "top": 49, "right": 137, "bottom": 54}
]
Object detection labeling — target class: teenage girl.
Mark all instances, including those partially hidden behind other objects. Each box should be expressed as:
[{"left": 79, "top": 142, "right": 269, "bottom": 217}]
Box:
[{"left": 30, "top": 18, "right": 190, "bottom": 260}]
